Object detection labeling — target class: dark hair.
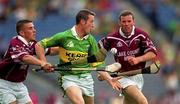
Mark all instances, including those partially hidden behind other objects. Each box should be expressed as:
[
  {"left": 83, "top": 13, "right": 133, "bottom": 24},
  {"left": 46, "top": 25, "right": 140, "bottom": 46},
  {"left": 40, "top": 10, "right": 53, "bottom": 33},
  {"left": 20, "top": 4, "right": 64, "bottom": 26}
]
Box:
[
  {"left": 76, "top": 9, "right": 95, "bottom": 24},
  {"left": 119, "top": 10, "right": 134, "bottom": 20},
  {"left": 16, "top": 19, "right": 32, "bottom": 35}
]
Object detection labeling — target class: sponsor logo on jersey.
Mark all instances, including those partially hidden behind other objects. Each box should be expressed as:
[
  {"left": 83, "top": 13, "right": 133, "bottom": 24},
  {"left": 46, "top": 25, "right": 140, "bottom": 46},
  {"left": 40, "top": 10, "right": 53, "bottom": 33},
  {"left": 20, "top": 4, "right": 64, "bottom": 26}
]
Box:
[
  {"left": 117, "top": 41, "right": 122, "bottom": 47},
  {"left": 59, "top": 47, "right": 88, "bottom": 62},
  {"left": 117, "top": 48, "right": 140, "bottom": 57},
  {"left": 67, "top": 41, "right": 74, "bottom": 47}
]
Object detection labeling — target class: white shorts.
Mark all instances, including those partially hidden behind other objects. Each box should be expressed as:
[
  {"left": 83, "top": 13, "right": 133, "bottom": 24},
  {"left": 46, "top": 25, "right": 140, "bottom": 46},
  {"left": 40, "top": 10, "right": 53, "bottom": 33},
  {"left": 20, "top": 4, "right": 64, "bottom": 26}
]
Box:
[
  {"left": 61, "top": 73, "right": 94, "bottom": 97},
  {"left": 119, "top": 74, "right": 144, "bottom": 90},
  {"left": 0, "top": 79, "right": 32, "bottom": 104}
]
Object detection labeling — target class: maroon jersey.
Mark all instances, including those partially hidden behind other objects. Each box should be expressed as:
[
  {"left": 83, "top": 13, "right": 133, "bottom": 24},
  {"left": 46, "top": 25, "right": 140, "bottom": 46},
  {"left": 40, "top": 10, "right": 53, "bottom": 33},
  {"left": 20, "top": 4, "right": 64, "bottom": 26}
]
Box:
[
  {"left": 0, "top": 36, "right": 36, "bottom": 82},
  {"left": 99, "top": 27, "right": 157, "bottom": 72}
]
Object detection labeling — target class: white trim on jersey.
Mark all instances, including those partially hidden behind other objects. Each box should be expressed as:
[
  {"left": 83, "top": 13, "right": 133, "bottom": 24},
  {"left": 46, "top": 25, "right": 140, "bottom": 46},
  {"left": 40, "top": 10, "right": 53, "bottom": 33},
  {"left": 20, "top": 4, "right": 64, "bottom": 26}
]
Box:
[
  {"left": 129, "top": 34, "right": 146, "bottom": 46},
  {"left": 107, "top": 34, "right": 146, "bottom": 47},
  {"left": 17, "top": 35, "right": 29, "bottom": 46},
  {"left": 11, "top": 52, "right": 29, "bottom": 59},
  {"left": 107, "top": 37, "right": 128, "bottom": 46}
]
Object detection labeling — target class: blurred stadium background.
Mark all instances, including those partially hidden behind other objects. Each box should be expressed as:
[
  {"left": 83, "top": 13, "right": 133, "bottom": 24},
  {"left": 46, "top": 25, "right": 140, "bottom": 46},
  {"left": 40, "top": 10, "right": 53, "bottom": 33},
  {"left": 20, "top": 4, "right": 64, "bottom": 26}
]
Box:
[{"left": 0, "top": 0, "right": 180, "bottom": 104}]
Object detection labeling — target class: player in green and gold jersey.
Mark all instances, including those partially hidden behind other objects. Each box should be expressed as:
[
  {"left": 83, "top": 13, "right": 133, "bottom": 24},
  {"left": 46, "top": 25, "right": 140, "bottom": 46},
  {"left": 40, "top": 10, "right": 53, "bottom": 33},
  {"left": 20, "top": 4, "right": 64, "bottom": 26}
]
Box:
[{"left": 36, "top": 9, "right": 101, "bottom": 104}]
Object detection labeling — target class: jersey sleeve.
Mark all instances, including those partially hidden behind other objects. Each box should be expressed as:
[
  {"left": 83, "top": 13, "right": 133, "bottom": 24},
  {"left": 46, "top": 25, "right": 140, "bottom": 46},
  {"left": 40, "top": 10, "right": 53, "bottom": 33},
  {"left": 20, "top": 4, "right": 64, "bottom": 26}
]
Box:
[
  {"left": 88, "top": 36, "right": 99, "bottom": 55},
  {"left": 141, "top": 33, "right": 157, "bottom": 55},
  {"left": 98, "top": 37, "right": 111, "bottom": 51},
  {"left": 39, "top": 32, "right": 64, "bottom": 48},
  {"left": 89, "top": 35, "right": 104, "bottom": 67},
  {"left": 9, "top": 41, "right": 29, "bottom": 61}
]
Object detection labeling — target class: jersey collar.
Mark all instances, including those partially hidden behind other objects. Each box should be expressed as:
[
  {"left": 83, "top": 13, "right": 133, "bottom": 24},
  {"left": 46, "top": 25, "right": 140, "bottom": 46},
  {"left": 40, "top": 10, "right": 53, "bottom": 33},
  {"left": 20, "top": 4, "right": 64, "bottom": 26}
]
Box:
[
  {"left": 17, "top": 35, "right": 32, "bottom": 46},
  {"left": 119, "top": 26, "right": 135, "bottom": 38},
  {"left": 71, "top": 26, "right": 89, "bottom": 40}
]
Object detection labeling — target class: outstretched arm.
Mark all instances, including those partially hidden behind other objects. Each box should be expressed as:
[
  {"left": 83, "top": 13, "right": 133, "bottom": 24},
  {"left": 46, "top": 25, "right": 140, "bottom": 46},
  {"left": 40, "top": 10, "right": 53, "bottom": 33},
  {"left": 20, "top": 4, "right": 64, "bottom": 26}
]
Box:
[
  {"left": 22, "top": 54, "right": 52, "bottom": 72},
  {"left": 34, "top": 42, "right": 53, "bottom": 72}
]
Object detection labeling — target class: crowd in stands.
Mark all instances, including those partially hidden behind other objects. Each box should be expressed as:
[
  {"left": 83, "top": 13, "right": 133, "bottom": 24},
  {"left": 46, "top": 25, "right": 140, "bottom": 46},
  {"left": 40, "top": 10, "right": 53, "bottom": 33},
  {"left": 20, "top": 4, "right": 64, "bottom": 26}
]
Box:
[{"left": 132, "top": 0, "right": 180, "bottom": 41}]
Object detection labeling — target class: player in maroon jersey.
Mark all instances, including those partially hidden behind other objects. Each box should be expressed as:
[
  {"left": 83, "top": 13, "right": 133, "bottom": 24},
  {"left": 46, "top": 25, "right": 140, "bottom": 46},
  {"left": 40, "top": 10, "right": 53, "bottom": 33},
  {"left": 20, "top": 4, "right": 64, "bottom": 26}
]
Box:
[
  {"left": 98, "top": 10, "right": 157, "bottom": 104},
  {"left": 0, "top": 20, "right": 53, "bottom": 104}
]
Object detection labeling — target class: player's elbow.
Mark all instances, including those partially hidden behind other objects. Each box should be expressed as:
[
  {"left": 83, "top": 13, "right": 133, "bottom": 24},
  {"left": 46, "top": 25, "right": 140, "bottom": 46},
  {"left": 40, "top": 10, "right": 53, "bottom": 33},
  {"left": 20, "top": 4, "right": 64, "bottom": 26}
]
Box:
[
  {"left": 147, "top": 51, "right": 157, "bottom": 60},
  {"left": 151, "top": 52, "right": 157, "bottom": 60}
]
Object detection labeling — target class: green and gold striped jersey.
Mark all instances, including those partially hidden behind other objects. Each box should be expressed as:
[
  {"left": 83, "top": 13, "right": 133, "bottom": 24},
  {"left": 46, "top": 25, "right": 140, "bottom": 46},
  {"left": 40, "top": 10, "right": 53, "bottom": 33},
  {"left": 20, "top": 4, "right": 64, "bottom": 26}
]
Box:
[{"left": 40, "top": 26, "right": 101, "bottom": 75}]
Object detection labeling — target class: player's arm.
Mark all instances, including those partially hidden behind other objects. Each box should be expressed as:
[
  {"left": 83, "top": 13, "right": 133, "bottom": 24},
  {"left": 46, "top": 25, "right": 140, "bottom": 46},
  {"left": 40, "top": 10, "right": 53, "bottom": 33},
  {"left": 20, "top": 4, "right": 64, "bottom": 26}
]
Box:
[
  {"left": 136, "top": 51, "right": 156, "bottom": 63},
  {"left": 34, "top": 35, "right": 61, "bottom": 71},
  {"left": 87, "top": 35, "right": 106, "bottom": 67},
  {"left": 129, "top": 51, "right": 156, "bottom": 64},
  {"left": 22, "top": 54, "right": 46, "bottom": 67},
  {"left": 97, "top": 71, "right": 112, "bottom": 81},
  {"left": 128, "top": 51, "right": 157, "bottom": 66},
  {"left": 36, "top": 33, "right": 63, "bottom": 60},
  {"left": 93, "top": 36, "right": 121, "bottom": 90},
  {"left": 140, "top": 31, "right": 157, "bottom": 62},
  {"left": 98, "top": 71, "right": 121, "bottom": 90},
  {"left": 35, "top": 42, "right": 47, "bottom": 62},
  {"left": 128, "top": 32, "right": 157, "bottom": 65},
  {"left": 9, "top": 41, "right": 52, "bottom": 71},
  {"left": 36, "top": 45, "right": 59, "bottom": 56},
  {"left": 21, "top": 54, "right": 52, "bottom": 72},
  {"left": 35, "top": 43, "right": 59, "bottom": 61}
]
